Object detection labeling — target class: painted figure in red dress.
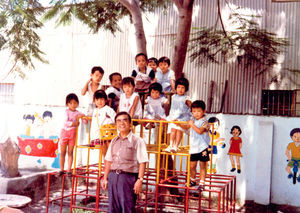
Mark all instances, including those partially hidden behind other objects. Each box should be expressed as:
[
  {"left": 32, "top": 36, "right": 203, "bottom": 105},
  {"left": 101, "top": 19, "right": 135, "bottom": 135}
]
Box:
[{"left": 228, "top": 125, "right": 243, "bottom": 174}]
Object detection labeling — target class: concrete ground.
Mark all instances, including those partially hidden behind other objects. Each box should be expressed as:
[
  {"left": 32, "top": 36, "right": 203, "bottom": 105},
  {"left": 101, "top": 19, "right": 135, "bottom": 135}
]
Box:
[{"left": 1, "top": 169, "right": 300, "bottom": 213}]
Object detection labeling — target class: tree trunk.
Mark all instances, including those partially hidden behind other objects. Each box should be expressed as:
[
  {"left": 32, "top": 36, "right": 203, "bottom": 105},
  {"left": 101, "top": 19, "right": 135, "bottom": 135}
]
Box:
[
  {"left": 172, "top": 0, "right": 194, "bottom": 80},
  {"left": 118, "top": 0, "right": 147, "bottom": 54},
  {"left": 0, "top": 137, "right": 20, "bottom": 177}
]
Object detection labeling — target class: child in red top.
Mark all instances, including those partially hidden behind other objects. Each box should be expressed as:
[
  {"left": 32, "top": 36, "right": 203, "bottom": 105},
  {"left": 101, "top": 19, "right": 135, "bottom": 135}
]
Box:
[{"left": 228, "top": 125, "right": 243, "bottom": 173}]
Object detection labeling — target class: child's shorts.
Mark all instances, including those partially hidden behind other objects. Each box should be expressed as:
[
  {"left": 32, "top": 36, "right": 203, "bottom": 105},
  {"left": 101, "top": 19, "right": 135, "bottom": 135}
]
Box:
[
  {"left": 90, "top": 139, "right": 108, "bottom": 146},
  {"left": 60, "top": 128, "right": 77, "bottom": 146},
  {"left": 287, "top": 158, "right": 300, "bottom": 168},
  {"left": 190, "top": 148, "right": 209, "bottom": 162}
]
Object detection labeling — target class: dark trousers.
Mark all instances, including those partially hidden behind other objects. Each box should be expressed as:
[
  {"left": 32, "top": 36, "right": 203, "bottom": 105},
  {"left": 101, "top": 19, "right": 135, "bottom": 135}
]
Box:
[{"left": 108, "top": 171, "right": 138, "bottom": 213}]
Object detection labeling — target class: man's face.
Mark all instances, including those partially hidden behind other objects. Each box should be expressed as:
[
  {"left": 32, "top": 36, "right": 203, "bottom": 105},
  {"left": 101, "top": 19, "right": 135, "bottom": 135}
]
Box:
[{"left": 116, "top": 114, "right": 131, "bottom": 133}]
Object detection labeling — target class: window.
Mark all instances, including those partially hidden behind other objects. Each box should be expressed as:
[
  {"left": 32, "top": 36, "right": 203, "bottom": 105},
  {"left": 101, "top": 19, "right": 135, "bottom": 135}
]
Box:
[
  {"left": 261, "top": 90, "right": 300, "bottom": 116},
  {"left": 0, "top": 83, "right": 14, "bottom": 104}
]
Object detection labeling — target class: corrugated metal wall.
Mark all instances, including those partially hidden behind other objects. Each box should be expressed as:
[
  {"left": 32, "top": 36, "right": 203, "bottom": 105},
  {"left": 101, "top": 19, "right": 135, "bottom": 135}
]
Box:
[{"left": 95, "top": 0, "right": 300, "bottom": 115}]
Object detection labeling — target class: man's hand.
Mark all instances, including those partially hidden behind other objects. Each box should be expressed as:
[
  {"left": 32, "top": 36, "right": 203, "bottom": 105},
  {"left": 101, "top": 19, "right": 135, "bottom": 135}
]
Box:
[
  {"left": 101, "top": 178, "right": 108, "bottom": 190},
  {"left": 133, "top": 179, "right": 143, "bottom": 194}
]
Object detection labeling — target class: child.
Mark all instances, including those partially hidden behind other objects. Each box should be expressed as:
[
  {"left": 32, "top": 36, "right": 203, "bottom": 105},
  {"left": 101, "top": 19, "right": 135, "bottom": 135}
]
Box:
[
  {"left": 187, "top": 100, "right": 210, "bottom": 190},
  {"left": 105, "top": 72, "right": 123, "bottom": 112},
  {"left": 165, "top": 77, "right": 192, "bottom": 152},
  {"left": 90, "top": 90, "right": 116, "bottom": 157},
  {"left": 156, "top": 56, "right": 176, "bottom": 93},
  {"left": 81, "top": 66, "right": 105, "bottom": 116},
  {"left": 59, "top": 93, "right": 85, "bottom": 177},
  {"left": 285, "top": 128, "right": 300, "bottom": 180},
  {"left": 22, "top": 114, "right": 35, "bottom": 138},
  {"left": 148, "top": 57, "right": 159, "bottom": 72},
  {"left": 228, "top": 125, "right": 243, "bottom": 173},
  {"left": 131, "top": 53, "right": 155, "bottom": 92},
  {"left": 144, "top": 82, "right": 169, "bottom": 128},
  {"left": 119, "top": 77, "right": 143, "bottom": 119}
]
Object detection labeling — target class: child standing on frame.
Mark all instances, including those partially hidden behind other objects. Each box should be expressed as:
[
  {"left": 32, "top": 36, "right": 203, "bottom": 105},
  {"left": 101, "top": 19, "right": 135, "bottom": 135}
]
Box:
[
  {"left": 187, "top": 100, "right": 210, "bottom": 190},
  {"left": 90, "top": 90, "right": 116, "bottom": 157},
  {"left": 228, "top": 125, "right": 243, "bottom": 173},
  {"left": 59, "top": 93, "right": 86, "bottom": 177},
  {"left": 118, "top": 77, "right": 143, "bottom": 119},
  {"left": 144, "top": 82, "right": 169, "bottom": 128},
  {"left": 165, "top": 77, "right": 192, "bottom": 153},
  {"left": 105, "top": 72, "right": 123, "bottom": 112},
  {"left": 131, "top": 53, "right": 156, "bottom": 93},
  {"left": 156, "top": 56, "right": 176, "bottom": 93},
  {"left": 81, "top": 66, "right": 105, "bottom": 116}
]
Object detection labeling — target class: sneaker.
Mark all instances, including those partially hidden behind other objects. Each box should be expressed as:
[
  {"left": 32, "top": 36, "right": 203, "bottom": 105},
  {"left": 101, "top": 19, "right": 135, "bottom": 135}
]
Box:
[
  {"left": 288, "top": 173, "right": 293, "bottom": 179},
  {"left": 230, "top": 168, "right": 236, "bottom": 172},
  {"left": 164, "top": 145, "right": 172, "bottom": 152},
  {"left": 145, "top": 123, "right": 151, "bottom": 130},
  {"left": 237, "top": 169, "right": 241, "bottom": 174},
  {"left": 198, "top": 184, "right": 205, "bottom": 191},
  {"left": 297, "top": 176, "right": 300, "bottom": 182},
  {"left": 170, "top": 146, "right": 178, "bottom": 153},
  {"left": 189, "top": 180, "right": 196, "bottom": 187}
]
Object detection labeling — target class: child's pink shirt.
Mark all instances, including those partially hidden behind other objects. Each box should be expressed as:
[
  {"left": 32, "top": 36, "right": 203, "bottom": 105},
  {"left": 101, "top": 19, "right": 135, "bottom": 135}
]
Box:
[{"left": 62, "top": 109, "right": 85, "bottom": 131}]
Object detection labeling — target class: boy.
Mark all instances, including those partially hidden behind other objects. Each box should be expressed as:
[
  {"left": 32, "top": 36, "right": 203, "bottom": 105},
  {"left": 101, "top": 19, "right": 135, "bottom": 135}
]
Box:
[
  {"left": 286, "top": 128, "right": 300, "bottom": 181},
  {"left": 187, "top": 100, "right": 210, "bottom": 190},
  {"left": 131, "top": 53, "right": 155, "bottom": 93},
  {"left": 156, "top": 56, "right": 175, "bottom": 93},
  {"left": 105, "top": 72, "right": 123, "bottom": 112}
]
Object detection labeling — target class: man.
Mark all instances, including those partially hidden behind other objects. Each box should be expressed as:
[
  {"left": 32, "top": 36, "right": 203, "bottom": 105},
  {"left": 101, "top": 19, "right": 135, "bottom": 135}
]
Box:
[{"left": 101, "top": 112, "right": 148, "bottom": 213}]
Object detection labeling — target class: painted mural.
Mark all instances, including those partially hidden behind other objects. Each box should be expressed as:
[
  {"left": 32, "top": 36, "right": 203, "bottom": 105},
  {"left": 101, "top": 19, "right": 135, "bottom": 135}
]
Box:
[
  {"left": 207, "top": 117, "right": 225, "bottom": 174},
  {"left": 228, "top": 125, "right": 243, "bottom": 174},
  {"left": 285, "top": 128, "right": 300, "bottom": 184},
  {"left": 18, "top": 111, "right": 60, "bottom": 168}
]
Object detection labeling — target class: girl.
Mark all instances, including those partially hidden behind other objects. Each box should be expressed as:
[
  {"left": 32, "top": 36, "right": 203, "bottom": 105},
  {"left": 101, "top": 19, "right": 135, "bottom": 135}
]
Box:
[
  {"left": 131, "top": 53, "right": 155, "bottom": 93},
  {"left": 81, "top": 66, "right": 105, "bottom": 116},
  {"left": 118, "top": 77, "right": 143, "bottom": 119},
  {"left": 59, "top": 93, "right": 85, "bottom": 177},
  {"left": 228, "top": 125, "right": 243, "bottom": 173},
  {"left": 105, "top": 72, "right": 123, "bottom": 112},
  {"left": 148, "top": 57, "right": 159, "bottom": 72},
  {"left": 156, "top": 56, "right": 176, "bottom": 93},
  {"left": 144, "top": 82, "right": 169, "bottom": 129},
  {"left": 165, "top": 77, "right": 192, "bottom": 152},
  {"left": 90, "top": 90, "right": 116, "bottom": 156}
]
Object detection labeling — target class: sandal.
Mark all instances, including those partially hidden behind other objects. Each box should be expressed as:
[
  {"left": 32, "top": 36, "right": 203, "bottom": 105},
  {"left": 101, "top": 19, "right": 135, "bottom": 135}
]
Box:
[{"left": 57, "top": 171, "right": 65, "bottom": 177}]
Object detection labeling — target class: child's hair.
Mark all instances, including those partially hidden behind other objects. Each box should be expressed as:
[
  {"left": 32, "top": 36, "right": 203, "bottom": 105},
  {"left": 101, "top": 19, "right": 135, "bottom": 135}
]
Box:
[
  {"left": 158, "top": 56, "right": 171, "bottom": 66},
  {"left": 23, "top": 114, "right": 35, "bottom": 121},
  {"left": 135, "top": 53, "right": 148, "bottom": 61},
  {"left": 230, "top": 125, "right": 242, "bottom": 135},
  {"left": 122, "top": 77, "right": 135, "bottom": 87},
  {"left": 93, "top": 89, "right": 108, "bottom": 102},
  {"left": 175, "top": 77, "right": 189, "bottom": 92},
  {"left": 149, "top": 82, "right": 163, "bottom": 96},
  {"left": 66, "top": 93, "right": 79, "bottom": 105},
  {"left": 43, "top": 111, "right": 53, "bottom": 119},
  {"left": 109, "top": 72, "right": 122, "bottom": 82},
  {"left": 208, "top": 117, "right": 220, "bottom": 125},
  {"left": 290, "top": 128, "right": 300, "bottom": 138},
  {"left": 148, "top": 57, "right": 158, "bottom": 65},
  {"left": 91, "top": 66, "right": 104, "bottom": 75},
  {"left": 191, "top": 100, "right": 206, "bottom": 111}
]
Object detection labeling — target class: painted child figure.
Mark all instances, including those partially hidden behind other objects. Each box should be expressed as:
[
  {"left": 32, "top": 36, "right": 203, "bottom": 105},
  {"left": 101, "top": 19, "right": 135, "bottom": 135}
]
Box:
[
  {"left": 59, "top": 93, "right": 86, "bottom": 177},
  {"left": 285, "top": 128, "right": 300, "bottom": 181},
  {"left": 81, "top": 66, "right": 105, "bottom": 116},
  {"left": 165, "top": 77, "right": 192, "bottom": 153},
  {"left": 105, "top": 72, "right": 123, "bottom": 112},
  {"left": 118, "top": 77, "right": 143, "bottom": 119},
  {"left": 207, "top": 117, "right": 225, "bottom": 174},
  {"left": 228, "top": 125, "right": 243, "bottom": 173},
  {"left": 90, "top": 90, "right": 116, "bottom": 157},
  {"left": 156, "top": 56, "right": 176, "bottom": 93},
  {"left": 144, "top": 82, "right": 169, "bottom": 128},
  {"left": 131, "top": 53, "right": 155, "bottom": 93},
  {"left": 187, "top": 100, "right": 210, "bottom": 191}
]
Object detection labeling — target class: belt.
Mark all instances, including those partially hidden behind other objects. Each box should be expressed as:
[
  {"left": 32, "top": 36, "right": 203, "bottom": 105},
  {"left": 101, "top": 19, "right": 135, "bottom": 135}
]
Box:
[{"left": 111, "top": 169, "right": 138, "bottom": 176}]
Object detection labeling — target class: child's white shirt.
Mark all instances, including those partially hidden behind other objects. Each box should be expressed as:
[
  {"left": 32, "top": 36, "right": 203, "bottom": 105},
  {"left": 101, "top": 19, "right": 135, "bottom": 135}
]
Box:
[
  {"left": 134, "top": 66, "right": 153, "bottom": 83},
  {"left": 105, "top": 86, "right": 123, "bottom": 99},
  {"left": 189, "top": 117, "right": 210, "bottom": 154},
  {"left": 90, "top": 105, "right": 116, "bottom": 141},
  {"left": 144, "top": 96, "right": 168, "bottom": 119},
  {"left": 87, "top": 82, "right": 102, "bottom": 105},
  {"left": 119, "top": 92, "right": 142, "bottom": 118}
]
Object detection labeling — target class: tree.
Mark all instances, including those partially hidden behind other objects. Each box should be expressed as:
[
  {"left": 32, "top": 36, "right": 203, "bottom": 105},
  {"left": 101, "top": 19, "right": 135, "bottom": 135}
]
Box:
[
  {"left": 172, "top": 0, "right": 194, "bottom": 79},
  {"left": 0, "top": 0, "right": 48, "bottom": 79}
]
